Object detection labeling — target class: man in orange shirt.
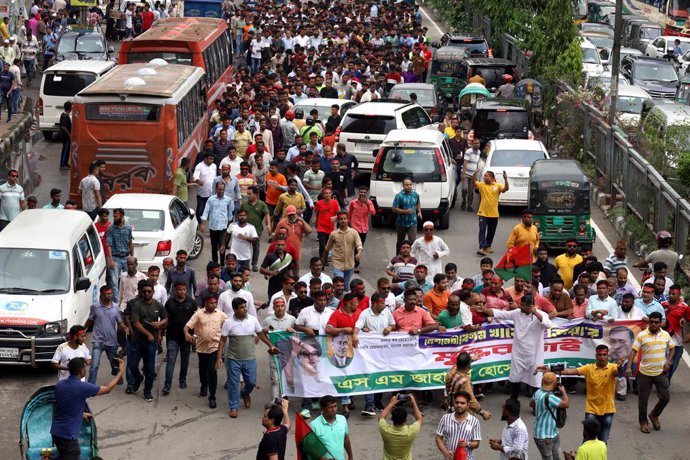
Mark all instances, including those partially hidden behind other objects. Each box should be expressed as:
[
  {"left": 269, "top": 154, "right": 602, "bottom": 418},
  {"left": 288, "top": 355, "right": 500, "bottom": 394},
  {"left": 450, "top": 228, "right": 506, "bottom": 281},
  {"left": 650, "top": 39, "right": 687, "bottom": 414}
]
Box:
[
  {"left": 265, "top": 161, "right": 287, "bottom": 225},
  {"left": 423, "top": 273, "right": 450, "bottom": 319}
]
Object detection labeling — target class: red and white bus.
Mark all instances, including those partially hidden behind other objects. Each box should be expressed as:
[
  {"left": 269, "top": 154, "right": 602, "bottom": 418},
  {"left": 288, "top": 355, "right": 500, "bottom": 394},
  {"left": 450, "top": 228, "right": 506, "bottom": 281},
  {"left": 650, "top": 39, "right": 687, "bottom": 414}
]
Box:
[
  {"left": 118, "top": 17, "right": 233, "bottom": 107},
  {"left": 69, "top": 63, "right": 208, "bottom": 200}
]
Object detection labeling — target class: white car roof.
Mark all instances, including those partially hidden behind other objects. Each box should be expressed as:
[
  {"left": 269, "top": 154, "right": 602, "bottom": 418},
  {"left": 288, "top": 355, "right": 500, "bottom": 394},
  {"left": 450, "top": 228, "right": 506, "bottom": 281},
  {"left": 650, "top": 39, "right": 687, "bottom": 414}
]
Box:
[
  {"left": 382, "top": 128, "right": 445, "bottom": 145},
  {"left": 617, "top": 85, "right": 651, "bottom": 98},
  {"left": 660, "top": 35, "right": 690, "bottom": 42},
  {"left": 0, "top": 209, "right": 94, "bottom": 250},
  {"left": 44, "top": 60, "right": 116, "bottom": 74},
  {"left": 293, "top": 98, "right": 354, "bottom": 109},
  {"left": 103, "top": 193, "right": 177, "bottom": 210},
  {"left": 345, "top": 101, "right": 413, "bottom": 116},
  {"left": 490, "top": 139, "right": 547, "bottom": 151}
]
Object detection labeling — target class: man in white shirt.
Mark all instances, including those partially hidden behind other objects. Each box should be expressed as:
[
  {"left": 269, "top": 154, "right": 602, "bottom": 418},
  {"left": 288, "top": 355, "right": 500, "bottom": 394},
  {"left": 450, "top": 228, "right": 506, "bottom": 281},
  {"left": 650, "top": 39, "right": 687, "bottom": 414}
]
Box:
[
  {"left": 222, "top": 209, "right": 259, "bottom": 271},
  {"left": 410, "top": 222, "right": 450, "bottom": 277},
  {"left": 298, "top": 256, "right": 332, "bottom": 294},
  {"left": 295, "top": 290, "right": 333, "bottom": 336},
  {"left": 462, "top": 138, "right": 481, "bottom": 211},
  {"left": 193, "top": 152, "right": 218, "bottom": 224},
  {"left": 148, "top": 266, "right": 168, "bottom": 306},
  {"left": 267, "top": 277, "right": 297, "bottom": 316},
  {"left": 617, "top": 293, "right": 644, "bottom": 320},
  {"left": 218, "top": 272, "right": 257, "bottom": 318},
  {"left": 77, "top": 162, "right": 102, "bottom": 219},
  {"left": 51, "top": 325, "right": 92, "bottom": 381}
]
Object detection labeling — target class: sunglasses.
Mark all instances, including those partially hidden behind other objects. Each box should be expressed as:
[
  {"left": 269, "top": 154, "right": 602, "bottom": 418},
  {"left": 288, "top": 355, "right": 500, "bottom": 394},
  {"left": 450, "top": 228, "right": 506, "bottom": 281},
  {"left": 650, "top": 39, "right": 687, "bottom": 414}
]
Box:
[
  {"left": 566, "top": 244, "right": 578, "bottom": 248},
  {"left": 300, "top": 351, "right": 320, "bottom": 358},
  {"left": 8, "top": 174, "right": 17, "bottom": 178}
]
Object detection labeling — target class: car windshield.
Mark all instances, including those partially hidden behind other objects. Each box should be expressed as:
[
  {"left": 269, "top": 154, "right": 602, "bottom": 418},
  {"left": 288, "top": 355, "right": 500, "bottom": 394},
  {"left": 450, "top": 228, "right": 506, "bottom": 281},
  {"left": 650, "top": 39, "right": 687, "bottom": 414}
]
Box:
[
  {"left": 448, "top": 39, "right": 487, "bottom": 54},
  {"left": 489, "top": 149, "right": 545, "bottom": 167},
  {"left": 431, "top": 60, "right": 466, "bottom": 76},
  {"left": 117, "top": 209, "right": 165, "bottom": 231},
  {"left": 585, "top": 35, "right": 613, "bottom": 49},
  {"left": 0, "top": 249, "right": 70, "bottom": 293},
  {"left": 582, "top": 24, "right": 613, "bottom": 35},
  {"left": 617, "top": 96, "right": 646, "bottom": 114},
  {"left": 58, "top": 34, "right": 105, "bottom": 54},
  {"left": 589, "top": 74, "right": 611, "bottom": 88},
  {"left": 474, "top": 110, "right": 529, "bottom": 136},
  {"left": 581, "top": 47, "right": 601, "bottom": 64},
  {"left": 388, "top": 88, "right": 435, "bottom": 106},
  {"left": 341, "top": 114, "right": 397, "bottom": 134},
  {"left": 377, "top": 147, "right": 440, "bottom": 181},
  {"left": 636, "top": 62, "right": 678, "bottom": 82},
  {"left": 293, "top": 104, "right": 332, "bottom": 121},
  {"left": 126, "top": 51, "right": 193, "bottom": 66},
  {"left": 641, "top": 27, "right": 661, "bottom": 39}
]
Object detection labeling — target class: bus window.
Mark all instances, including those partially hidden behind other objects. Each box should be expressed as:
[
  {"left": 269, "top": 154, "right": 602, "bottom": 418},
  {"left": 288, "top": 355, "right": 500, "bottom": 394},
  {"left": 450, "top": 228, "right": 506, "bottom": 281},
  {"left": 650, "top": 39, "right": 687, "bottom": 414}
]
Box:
[{"left": 85, "top": 103, "right": 160, "bottom": 122}]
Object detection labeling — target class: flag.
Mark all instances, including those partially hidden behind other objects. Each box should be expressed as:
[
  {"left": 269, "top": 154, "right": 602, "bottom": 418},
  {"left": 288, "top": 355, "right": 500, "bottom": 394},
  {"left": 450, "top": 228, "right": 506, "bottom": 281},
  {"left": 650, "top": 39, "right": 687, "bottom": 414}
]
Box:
[
  {"left": 494, "top": 245, "right": 532, "bottom": 282},
  {"left": 295, "top": 412, "right": 332, "bottom": 460}
]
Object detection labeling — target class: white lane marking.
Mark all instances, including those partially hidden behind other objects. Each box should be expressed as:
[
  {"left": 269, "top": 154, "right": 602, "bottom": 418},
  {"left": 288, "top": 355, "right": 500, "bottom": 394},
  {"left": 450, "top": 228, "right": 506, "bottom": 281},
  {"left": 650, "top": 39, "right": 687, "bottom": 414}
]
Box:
[
  {"left": 591, "top": 219, "right": 641, "bottom": 290},
  {"left": 419, "top": 3, "right": 445, "bottom": 38}
]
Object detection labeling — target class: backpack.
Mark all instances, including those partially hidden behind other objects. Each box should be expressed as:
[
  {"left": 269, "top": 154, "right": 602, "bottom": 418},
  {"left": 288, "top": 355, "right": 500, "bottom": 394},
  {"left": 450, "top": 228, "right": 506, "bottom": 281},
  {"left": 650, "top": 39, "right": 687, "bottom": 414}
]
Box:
[{"left": 544, "top": 393, "right": 567, "bottom": 429}]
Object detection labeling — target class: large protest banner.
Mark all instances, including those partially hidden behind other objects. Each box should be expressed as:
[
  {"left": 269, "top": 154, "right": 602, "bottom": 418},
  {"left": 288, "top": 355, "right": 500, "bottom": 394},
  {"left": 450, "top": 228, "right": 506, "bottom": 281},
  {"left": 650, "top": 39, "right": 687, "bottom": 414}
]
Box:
[{"left": 269, "top": 318, "right": 644, "bottom": 397}]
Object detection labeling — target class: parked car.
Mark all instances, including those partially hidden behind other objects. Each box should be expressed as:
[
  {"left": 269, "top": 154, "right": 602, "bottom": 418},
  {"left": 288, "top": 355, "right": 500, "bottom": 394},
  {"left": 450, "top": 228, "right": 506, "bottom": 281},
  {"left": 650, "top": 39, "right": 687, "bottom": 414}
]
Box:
[
  {"left": 617, "top": 47, "right": 644, "bottom": 70},
  {"left": 581, "top": 38, "right": 605, "bottom": 76},
  {"left": 370, "top": 128, "right": 456, "bottom": 229},
  {"left": 608, "top": 84, "right": 652, "bottom": 125},
  {"left": 644, "top": 35, "right": 690, "bottom": 59},
  {"left": 438, "top": 33, "right": 490, "bottom": 57},
  {"left": 335, "top": 100, "right": 432, "bottom": 172},
  {"left": 101, "top": 194, "right": 202, "bottom": 270},
  {"left": 291, "top": 98, "right": 357, "bottom": 130},
  {"left": 629, "top": 22, "right": 663, "bottom": 52},
  {"left": 55, "top": 26, "right": 114, "bottom": 63},
  {"left": 621, "top": 55, "right": 678, "bottom": 99},
  {"left": 388, "top": 83, "right": 447, "bottom": 122},
  {"left": 479, "top": 139, "right": 550, "bottom": 206},
  {"left": 468, "top": 98, "right": 535, "bottom": 147},
  {"left": 578, "top": 21, "right": 614, "bottom": 37}
]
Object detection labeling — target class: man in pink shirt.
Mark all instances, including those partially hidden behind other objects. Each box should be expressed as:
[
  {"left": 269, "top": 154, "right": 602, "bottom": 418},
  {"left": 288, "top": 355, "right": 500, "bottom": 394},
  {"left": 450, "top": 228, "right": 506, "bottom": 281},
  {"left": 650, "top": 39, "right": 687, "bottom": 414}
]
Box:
[
  {"left": 393, "top": 289, "right": 444, "bottom": 335},
  {"left": 347, "top": 186, "right": 376, "bottom": 273}
]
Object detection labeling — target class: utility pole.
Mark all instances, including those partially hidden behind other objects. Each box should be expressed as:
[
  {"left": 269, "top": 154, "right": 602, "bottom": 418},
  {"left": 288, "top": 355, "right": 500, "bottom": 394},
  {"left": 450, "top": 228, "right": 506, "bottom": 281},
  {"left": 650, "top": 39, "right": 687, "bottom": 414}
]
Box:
[{"left": 608, "top": 0, "right": 624, "bottom": 126}]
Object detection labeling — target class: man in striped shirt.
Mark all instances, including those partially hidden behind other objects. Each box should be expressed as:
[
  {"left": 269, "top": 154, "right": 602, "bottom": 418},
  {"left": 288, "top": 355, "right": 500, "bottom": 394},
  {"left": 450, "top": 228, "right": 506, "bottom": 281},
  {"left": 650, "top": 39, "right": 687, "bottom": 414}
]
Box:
[
  {"left": 435, "top": 391, "right": 482, "bottom": 460},
  {"left": 530, "top": 372, "right": 569, "bottom": 460},
  {"left": 625, "top": 311, "right": 675, "bottom": 433},
  {"left": 603, "top": 240, "right": 628, "bottom": 276}
]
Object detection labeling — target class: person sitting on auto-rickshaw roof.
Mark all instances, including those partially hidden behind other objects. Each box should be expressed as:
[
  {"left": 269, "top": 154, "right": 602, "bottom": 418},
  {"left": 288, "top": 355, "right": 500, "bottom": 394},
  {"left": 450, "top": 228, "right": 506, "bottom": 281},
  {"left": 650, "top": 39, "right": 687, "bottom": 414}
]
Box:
[
  {"left": 497, "top": 74, "right": 515, "bottom": 98},
  {"left": 468, "top": 71, "right": 485, "bottom": 86}
]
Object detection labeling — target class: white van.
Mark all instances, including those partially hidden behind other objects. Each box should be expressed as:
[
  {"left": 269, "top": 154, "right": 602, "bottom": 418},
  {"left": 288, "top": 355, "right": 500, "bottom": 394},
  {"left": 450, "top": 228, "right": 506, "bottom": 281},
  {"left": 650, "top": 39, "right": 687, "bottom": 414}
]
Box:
[
  {"left": 0, "top": 210, "right": 106, "bottom": 366},
  {"left": 38, "top": 60, "right": 116, "bottom": 141},
  {"left": 369, "top": 128, "right": 456, "bottom": 229}
]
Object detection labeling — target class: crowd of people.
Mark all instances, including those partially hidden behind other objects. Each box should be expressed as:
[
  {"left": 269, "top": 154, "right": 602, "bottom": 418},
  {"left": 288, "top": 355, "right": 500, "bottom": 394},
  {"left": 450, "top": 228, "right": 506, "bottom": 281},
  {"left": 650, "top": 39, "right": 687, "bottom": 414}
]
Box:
[{"left": 0, "top": 0, "right": 680, "bottom": 459}]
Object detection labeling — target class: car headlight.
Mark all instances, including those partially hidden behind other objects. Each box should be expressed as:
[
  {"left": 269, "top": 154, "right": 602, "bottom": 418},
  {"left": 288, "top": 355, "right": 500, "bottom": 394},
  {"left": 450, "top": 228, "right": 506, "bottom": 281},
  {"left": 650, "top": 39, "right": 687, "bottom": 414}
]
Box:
[{"left": 45, "top": 319, "right": 68, "bottom": 334}]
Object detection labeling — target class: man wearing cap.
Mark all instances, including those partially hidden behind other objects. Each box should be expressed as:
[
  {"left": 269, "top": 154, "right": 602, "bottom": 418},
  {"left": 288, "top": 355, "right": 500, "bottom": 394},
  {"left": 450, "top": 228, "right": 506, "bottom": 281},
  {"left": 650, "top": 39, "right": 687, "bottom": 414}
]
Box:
[
  {"left": 193, "top": 152, "right": 218, "bottom": 224},
  {"left": 44, "top": 187, "right": 64, "bottom": 209},
  {"left": 410, "top": 221, "right": 449, "bottom": 277},
  {"left": 0, "top": 38, "right": 15, "bottom": 67},
  {"left": 530, "top": 372, "right": 569, "bottom": 459},
  {"left": 478, "top": 295, "right": 552, "bottom": 399},
  {"left": 507, "top": 209, "right": 540, "bottom": 261}
]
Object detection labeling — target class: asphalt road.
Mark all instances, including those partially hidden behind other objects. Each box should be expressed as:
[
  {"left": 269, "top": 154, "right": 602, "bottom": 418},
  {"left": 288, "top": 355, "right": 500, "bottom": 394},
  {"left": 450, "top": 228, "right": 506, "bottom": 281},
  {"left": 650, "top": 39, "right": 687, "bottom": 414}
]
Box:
[{"left": 1, "top": 7, "right": 688, "bottom": 460}]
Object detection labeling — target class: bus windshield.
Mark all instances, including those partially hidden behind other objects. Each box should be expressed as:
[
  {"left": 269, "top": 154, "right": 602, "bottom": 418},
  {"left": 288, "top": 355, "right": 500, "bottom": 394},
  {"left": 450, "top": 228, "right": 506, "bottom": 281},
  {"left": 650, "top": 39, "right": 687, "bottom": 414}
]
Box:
[{"left": 668, "top": 0, "right": 690, "bottom": 19}]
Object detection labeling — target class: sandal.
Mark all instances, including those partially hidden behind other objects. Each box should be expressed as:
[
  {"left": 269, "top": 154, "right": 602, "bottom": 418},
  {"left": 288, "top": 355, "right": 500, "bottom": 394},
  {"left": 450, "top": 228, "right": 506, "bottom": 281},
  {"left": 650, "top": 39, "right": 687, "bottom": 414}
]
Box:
[
  {"left": 640, "top": 423, "right": 651, "bottom": 434},
  {"left": 649, "top": 414, "right": 661, "bottom": 431}
]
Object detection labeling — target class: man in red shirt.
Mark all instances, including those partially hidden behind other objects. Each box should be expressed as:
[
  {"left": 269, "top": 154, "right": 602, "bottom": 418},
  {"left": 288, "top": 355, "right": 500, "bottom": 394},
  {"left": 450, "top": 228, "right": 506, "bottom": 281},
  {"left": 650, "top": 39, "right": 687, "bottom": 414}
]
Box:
[
  {"left": 393, "top": 289, "right": 444, "bottom": 335},
  {"left": 326, "top": 292, "right": 362, "bottom": 417},
  {"left": 141, "top": 4, "right": 154, "bottom": 31},
  {"left": 313, "top": 187, "right": 340, "bottom": 261},
  {"left": 94, "top": 209, "right": 111, "bottom": 256},
  {"left": 347, "top": 186, "right": 376, "bottom": 273},
  {"left": 662, "top": 284, "right": 690, "bottom": 383}
]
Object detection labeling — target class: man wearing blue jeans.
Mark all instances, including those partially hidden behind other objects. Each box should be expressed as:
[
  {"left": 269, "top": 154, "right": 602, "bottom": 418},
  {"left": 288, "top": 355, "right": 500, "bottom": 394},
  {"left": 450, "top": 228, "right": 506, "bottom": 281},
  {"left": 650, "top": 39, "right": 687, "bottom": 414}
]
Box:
[
  {"left": 474, "top": 170, "right": 508, "bottom": 256},
  {"left": 537, "top": 344, "right": 622, "bottom": 443},
  {"left": 162, "top": 282, "right": 197, "bottom": 395},
  {"left": 106, "top": 208, "right": 134, "bottom": 303},
  {"left": 85, "top": 286, "right": 124, "bottom": 384},
  {"left": 217, "top": 297, "right": 279, "bottom": 418},
  {"left": 129, "top": 281, "right": 167, "bottom": 402},
  {"left": 322, "top": 211, "right": 363, "bottom": 293},
  {"left": 530, "top": 372, "right": 569, "bottom": 460}
]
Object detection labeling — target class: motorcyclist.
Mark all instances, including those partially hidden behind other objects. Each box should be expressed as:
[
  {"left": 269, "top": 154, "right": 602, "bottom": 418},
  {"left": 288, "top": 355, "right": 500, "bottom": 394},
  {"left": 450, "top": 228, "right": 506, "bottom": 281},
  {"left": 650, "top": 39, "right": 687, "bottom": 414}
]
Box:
[
  {"left": 496, "top": 74, "right": 515, "bottom": 98},
  {"left": 634, "top": 231, "right": 681, "bottom": 280}
]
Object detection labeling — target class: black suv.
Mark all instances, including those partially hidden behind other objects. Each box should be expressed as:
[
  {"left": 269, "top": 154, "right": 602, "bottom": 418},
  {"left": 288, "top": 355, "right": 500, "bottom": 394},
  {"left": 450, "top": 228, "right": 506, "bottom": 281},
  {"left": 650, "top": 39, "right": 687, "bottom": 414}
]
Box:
[
  {"left": 620, "top": 55, "right": 678, "bottom": 99},
  {"left": 469, "top": 98, "right": 534, "bottom": 147},
  {"left": 439, "top": 33, "right": 490, "bottom": 57}
]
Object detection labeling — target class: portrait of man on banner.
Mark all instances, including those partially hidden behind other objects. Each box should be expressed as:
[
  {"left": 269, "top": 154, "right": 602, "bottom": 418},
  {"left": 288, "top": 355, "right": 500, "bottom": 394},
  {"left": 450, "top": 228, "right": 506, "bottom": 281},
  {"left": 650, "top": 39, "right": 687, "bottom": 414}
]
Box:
[{"left": 328, "top": 334, "right": 353, "bottom": 368}]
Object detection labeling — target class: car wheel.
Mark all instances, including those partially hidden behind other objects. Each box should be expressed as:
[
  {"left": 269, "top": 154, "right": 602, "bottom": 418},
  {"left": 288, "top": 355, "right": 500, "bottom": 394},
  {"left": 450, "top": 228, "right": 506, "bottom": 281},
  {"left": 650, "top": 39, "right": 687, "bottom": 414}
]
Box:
[
  {"left": 42, "top": 131, "right": 53, "bottom": 141},
  {"left": 438, "top": 211, "right": 450, "bottom": 230},
  {"left": 189, "top": 232, "right": 204, "bottom": 260}
]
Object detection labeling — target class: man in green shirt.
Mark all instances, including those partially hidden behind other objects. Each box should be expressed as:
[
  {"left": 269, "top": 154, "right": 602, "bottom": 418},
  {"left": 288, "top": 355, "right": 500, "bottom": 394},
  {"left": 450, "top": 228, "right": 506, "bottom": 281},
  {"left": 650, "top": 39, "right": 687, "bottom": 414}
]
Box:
[
  {"left": 564, "top": 418, "right": 607, "bottom": 460},
  {"left": 437, "top": 294, "right": 464, "bottom": 329},
  {"left": 240, "top": 185, "right": 272, "bottom": 271},
  {"left": 173, "top": 158, "right": 192, "bottom": 203},
  {"left": 378, "top": 393, "right": 423, "bottom": 460}
]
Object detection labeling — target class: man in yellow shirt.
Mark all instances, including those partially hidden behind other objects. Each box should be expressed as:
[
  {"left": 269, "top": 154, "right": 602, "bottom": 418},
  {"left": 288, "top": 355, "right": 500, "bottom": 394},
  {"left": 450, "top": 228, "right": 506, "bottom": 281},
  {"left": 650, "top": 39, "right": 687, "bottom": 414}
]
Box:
[
  {"left": 378, "top": 393, "right": 423, "bottom": 460},
  {"left": 554, "top": 238, "right": 583, "bottom": 289},
  {"left": 0, "top": 18, "right": 9, "bottom": 40},
  {"left": 507, "top": 209, "right": 540, "bottom": 261},
  {"left": 233, "top": 119, "right": 253, "bottom": 158},
  {"left": 474, "top": 170, "right": 509, "bottom": 255},
  {"left": 538, "top": 344, "right": 622, "bottom": 443}
]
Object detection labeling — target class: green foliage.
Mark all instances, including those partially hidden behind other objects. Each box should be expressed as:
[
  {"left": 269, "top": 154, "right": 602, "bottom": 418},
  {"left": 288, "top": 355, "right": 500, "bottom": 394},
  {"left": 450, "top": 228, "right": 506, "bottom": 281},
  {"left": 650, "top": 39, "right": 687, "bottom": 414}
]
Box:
[{"left": 637, "top": 124, "right": 690, "bottom": 177}]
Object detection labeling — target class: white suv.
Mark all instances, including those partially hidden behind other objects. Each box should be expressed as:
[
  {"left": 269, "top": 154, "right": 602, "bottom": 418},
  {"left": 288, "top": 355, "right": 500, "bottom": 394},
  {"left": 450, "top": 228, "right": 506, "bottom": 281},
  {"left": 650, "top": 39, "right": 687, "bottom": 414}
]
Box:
[
  {"left": 335, "top": 101, "right": 432, "bottom": 172},
  {"left": 369, "top": 128, "right": 457, "bottom": 229}
]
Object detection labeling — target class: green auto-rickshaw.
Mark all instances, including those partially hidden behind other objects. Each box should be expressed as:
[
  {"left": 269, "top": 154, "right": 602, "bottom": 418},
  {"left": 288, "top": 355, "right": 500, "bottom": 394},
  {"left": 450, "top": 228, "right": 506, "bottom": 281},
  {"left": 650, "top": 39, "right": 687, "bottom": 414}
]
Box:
[
  {"left": 458, "top": 83, "right": 491, "bottom": 117},
  {"left": 675, "top": 75, "right": 690, "bottom": 105},
  {"left": 427, "top": 46, "right": 469, "bottom": 104},
  {"left": 529, "top": 159, "right": 596, "bottom": 248}
]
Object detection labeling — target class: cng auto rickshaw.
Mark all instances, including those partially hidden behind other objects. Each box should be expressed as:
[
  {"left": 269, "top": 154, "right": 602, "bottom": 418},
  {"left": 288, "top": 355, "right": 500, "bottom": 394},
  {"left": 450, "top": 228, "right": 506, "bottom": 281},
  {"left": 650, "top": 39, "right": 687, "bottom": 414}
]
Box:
[
  {"left": 529, "top": 159, "right": 596, "bottom": 248},
  {"left": 427, "top": 46, "right": 469, "bottom": 105},
  {"left": 515, "top": 78, "right": 544, "bottom": 128},
  {"left": 675, "top": 75, "right": 690, "bottom": 105},
  {"left": 458, "top": 83, "right": 491, "bottom": 117}
]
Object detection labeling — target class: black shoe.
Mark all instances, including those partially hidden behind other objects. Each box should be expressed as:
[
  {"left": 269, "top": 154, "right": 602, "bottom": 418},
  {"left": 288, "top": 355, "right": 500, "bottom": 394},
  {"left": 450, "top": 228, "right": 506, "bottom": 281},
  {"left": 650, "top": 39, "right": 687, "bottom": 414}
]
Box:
[
  {"left": 180, "top": 381, "right": 187, "bottom": 389},
  {"left": 373, "top": 400, "right": 384, "bottom": 411},
  {"left": 200, "top": 387, "right": 208, "bottom": 397},
  {"left": 252, "top": 266, "right": 258, "bottom": 272},
  {"left": 224, "top": 382, "right": 228, "bottom": 390},
  {"left": 209, "top": 398, "right": 217, "bottom": 409},
  {"left": 616, "top": 394, "right": 626, "bottom": 401},
  {"left": 162, "top": 386, "right": 170, "bottom": 396},
  {"left": 132, "top": 378, "right": 143, "bottom": 394},
  {"left": 144, "top": 393, "right": 153, "bottom": 402},
  {"left": 125, "top": 385, "right": 133, "bottom": 394},
  {"left": 467, "top": 207, "right": 473, "bottom": 212},
  {"left": 348, "top": 402, "right": 356, "bottom": 410}
]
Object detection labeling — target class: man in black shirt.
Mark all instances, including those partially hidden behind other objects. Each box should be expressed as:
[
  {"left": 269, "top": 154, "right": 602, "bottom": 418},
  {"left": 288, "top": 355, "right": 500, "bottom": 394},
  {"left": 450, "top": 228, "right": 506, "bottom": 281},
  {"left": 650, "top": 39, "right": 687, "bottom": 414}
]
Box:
[
  {"left": 288, "top": 281, "right": 314, "bottom": 317},
  {"left": 260, "top": 238, "right": 295, "bottom": 299},
  {"left": 59, "top": 101, "right": 72, "bottom": 169},
  {"left": 163, "top": 281, "right": 197, "bottom": 395},
  {"left": 534, "top": 246, "right": 558, "bottom": 287},
  {"left": 256, "top": 399, "right": 290, "bottom": 460}
]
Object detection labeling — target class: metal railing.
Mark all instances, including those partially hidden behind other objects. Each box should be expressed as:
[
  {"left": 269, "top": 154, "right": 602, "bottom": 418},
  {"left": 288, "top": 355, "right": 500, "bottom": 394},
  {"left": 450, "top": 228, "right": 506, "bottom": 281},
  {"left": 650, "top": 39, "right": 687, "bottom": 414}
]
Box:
[{"left": 551, "top": 82, "right": 690, "bottom": 257}]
